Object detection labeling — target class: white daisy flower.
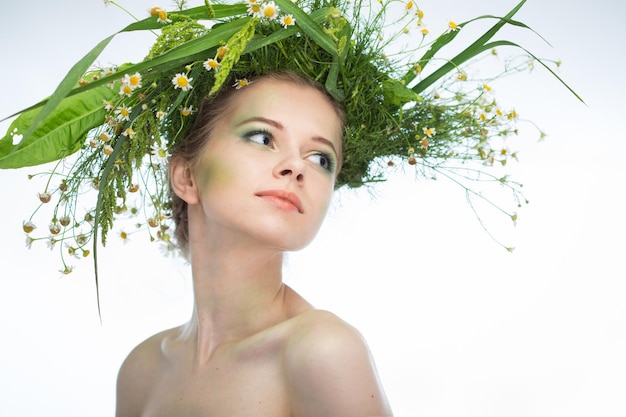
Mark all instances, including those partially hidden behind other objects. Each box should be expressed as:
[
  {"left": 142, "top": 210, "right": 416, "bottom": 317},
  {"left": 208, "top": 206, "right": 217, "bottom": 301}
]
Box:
[
  {"left": 171, "top": 73, "right": 193, "bottom": 91},
  {"left": 151, "top": 141, "right": 171, "bottom": 165}
]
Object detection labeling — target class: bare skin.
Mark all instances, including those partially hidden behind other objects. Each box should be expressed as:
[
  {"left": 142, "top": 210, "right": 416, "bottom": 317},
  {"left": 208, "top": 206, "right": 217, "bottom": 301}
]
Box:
[{"left": 115, "top": 78, "right": 393, "bottom": 417}]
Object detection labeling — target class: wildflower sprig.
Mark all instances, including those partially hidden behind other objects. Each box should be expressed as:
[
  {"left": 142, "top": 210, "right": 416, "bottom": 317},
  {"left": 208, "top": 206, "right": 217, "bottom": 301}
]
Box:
[{"left": 1, "top": 0, "right": 581, "bottom": 288}]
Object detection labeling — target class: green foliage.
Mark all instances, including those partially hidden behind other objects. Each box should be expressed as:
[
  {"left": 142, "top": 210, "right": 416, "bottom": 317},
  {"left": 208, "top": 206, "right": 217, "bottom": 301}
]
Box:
[{"left": 1, "top": 0, "right": 581, "bottom": 285}]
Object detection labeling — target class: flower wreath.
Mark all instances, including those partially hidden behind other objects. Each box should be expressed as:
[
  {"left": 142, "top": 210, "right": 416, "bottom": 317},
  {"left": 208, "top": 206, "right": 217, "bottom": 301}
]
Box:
[{"left": 0, "top": 0, "right": 579, "bottom": 280}]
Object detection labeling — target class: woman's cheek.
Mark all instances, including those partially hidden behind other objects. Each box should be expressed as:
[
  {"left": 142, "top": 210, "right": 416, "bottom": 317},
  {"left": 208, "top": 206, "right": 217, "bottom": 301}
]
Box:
[{"left": 196, "top": 158, "right": 234, "bottom": 193}]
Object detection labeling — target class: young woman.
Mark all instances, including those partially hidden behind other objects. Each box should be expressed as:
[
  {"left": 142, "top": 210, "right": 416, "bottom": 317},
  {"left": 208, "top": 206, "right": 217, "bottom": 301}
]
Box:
[
  {"left": 115, "top": 72, "right": 393, "bottom": 416},
  {"left": 1, "top": 1, "right": 570, "bottom": 415}
]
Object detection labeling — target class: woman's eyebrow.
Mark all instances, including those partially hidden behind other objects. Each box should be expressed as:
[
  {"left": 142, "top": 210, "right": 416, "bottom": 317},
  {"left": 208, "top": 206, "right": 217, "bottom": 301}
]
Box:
[
  {"left": 236, "top": 116, "right": 283, "bottom": 129},
  {"left": 312, "top": 136, "right": 338, "bottom": 157}
]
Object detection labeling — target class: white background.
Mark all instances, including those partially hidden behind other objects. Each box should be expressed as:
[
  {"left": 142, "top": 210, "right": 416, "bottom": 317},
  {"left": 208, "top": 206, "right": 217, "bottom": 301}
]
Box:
[{"left": 1, "top": 1, "right": 624, "bottom": 416}]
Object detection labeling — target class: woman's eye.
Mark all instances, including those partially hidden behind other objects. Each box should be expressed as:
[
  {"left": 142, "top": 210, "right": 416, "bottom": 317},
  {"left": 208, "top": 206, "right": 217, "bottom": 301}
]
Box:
[
  {"left": 245, "top": 131, "right": 273, "bottom": 147},
  {"left": 308, "top": 153, "right": 334, "bottom": 172}
]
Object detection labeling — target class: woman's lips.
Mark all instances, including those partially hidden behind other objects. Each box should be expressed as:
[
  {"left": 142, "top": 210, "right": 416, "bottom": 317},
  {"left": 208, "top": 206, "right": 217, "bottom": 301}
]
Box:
[{"left": 255, "top": 190, "right": 303, "bottom": 213}]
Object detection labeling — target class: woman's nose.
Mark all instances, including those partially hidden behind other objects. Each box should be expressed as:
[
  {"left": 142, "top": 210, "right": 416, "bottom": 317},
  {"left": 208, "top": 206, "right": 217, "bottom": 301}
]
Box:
[{"left": 274, "top": 153, "right": 305, "bottom": 182}]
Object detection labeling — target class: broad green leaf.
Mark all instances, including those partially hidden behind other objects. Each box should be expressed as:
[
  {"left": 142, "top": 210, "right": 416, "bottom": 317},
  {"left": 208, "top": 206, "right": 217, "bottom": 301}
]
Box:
[
  {"left": 0, "top": 84, "right": 116, "bottom": 169},
  {"left": 1, "top": 8, "right": 249, "bottom": 140},
  {"left": 383, "top": 79, "right": 423, "bottom": 107}
]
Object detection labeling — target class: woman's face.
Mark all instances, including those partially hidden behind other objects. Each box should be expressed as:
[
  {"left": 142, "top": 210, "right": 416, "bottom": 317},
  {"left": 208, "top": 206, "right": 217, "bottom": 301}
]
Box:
[{"left": 190, "top": 77, "right": 343, "bottom": 251}]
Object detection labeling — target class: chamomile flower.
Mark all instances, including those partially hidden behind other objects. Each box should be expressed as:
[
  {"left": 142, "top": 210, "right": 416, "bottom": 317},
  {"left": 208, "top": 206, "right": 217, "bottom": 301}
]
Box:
[
  {"left": 38, "top": 192, "right": 52, "bottom": 203},
  {"left": 66, "top": 244, "right": 81, "bottom": 259},
  {"left": 59, "top": 265, "right": 75, "bottom": 275},
  {"left": 156, "top": 110, "right": 165, "bottom": 120},
  {"left": 203, "top": 58, "right": 220, "bottom": 72},
  {"left": 123, "top": 72, "right": 142, "bottom": 89},
  {"left": 157, "top": 9, "right": 171, "bottom": 24},
  {"left": 103, "top": 144, "right": 114, "bottom": 156},
  {"left": 119, "top": 84, "right": 134, "bottom": 97},
  {"left": 448, "top": 20, "right": 459, "bottom": 31},
  {"left": 233, "top": 78, "right": 251, "bottom": 89},
  {"left": 103, "top": 100, "right": 114, "bottom": 111},
  {"left": 22, "top": 221, "right": 36, "bottom": 234},
  {"left": 151, "top": 141, "right": 171, "bottom": 165},
  {"left": 247, "top": 2, "right": 263, "bottom": 17},
  {"left": 171, "top": 73, "right": 193, "bottom": 91},
  {"left": 124, "top": 127, "right": 136, "bottom": 139},
  {"left": 261, "top": 1, "right": 280, "bottom": 19},
  {"left": 279, "top": 14, "right": 295, "bottom": 28},
  {"left": 423, "top": 126, "right": 436, "bottom": 137},
  {"left": 99, "top": 131, "right": 111, "bottom": 142},
  {"left": 180, "top": 105, "right": 194, "bottom": 117},
  {"left": 115, "top": 106, "right": 132, "bottom": 121},
  {"left": 46, "top": 237, "right": 58, "bottom": 250},
  {"left": 49, "top": 222, "right": 62, "bottom": 235},
  {"left": 119, "top": 230, "right": 130, "bottom": 244}
]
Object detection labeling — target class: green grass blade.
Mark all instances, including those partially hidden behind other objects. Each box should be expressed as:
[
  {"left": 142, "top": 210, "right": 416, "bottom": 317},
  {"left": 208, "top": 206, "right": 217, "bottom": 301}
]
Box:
[
  {"left": 274, "top": 0, "right": 337, "bottom": 57},
  {"left": 121, "top": 3, "right": 247, "bottom": 32},
  {"left": 18, "top": 34, "right": 115, "bottom": 143},
  {"left": 410, "top": 0, "right": 527, "bottom": 94}
]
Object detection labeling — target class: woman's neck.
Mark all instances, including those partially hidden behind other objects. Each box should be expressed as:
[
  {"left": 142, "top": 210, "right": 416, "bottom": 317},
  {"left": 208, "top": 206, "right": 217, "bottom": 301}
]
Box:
[{"left": 181, "top": 236, "right": 290, "bottom": 363}]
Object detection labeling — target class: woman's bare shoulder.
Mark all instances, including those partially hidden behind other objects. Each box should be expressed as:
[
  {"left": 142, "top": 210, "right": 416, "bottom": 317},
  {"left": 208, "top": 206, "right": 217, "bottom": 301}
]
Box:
[
  {"left": 119, "top": 327, "right": 176, "bottom": 373},
  {"left": 283, "top": 310, "right": 393, "bottom": 416},
  {"left": 115, "top": 327, "right": 179, "bottom": 415}
]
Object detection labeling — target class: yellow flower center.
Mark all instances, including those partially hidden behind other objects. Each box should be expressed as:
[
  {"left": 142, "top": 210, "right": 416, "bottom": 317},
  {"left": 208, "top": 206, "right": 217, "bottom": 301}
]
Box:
[
  {"left": 283, "top": 16, "right": 293, "bottom": 25},
  {"left": 121, "top": 108, "right": 130, "bottom": 117},
  {"left": 177, "top": 77, "right": 188, "bottom": 87},
  {"left": 449, "top": 21, "right": 458, "bottom": 30},
  {"left": 264, "top": 6, "right": 276, "bottom": 18},
  {"left": 129, "top": 75, "right": 140, "bottom": 86}
]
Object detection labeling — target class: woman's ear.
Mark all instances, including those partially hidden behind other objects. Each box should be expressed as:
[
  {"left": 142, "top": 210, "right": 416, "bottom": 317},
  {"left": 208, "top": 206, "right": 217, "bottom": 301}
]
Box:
[{"left": 170, "top": 156, "right": 200, "bottom": 205}]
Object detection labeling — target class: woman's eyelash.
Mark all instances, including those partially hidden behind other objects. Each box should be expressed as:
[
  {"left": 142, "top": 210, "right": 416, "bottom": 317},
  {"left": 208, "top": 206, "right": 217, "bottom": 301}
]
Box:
[
  {"left": 309, "top": 152, "right": 336, "bottom": 173},
  {"left": 243, "top": 129, "right": 274, "bottom": 146}
]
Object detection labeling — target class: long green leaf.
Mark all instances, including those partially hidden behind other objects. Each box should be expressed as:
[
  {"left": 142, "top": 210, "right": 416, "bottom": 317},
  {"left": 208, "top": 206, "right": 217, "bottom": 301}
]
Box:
[
  {"left": 0, "top": 6, "right": 248, "bottom": 136},
  {"left": 17, "top": 35, "right": 116, "bottom": 143},
  {"left": 121, "top": 4, "right": 247, "bottom": 32},
  {"left": 410, "top": 0, "right": 527, "bottom": 94},
  {"left": 0, "top": 85, "right": 116, "bottom": 168},
  {"left": 274, "top": 0, "right": 338, "bottom": 57}
]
